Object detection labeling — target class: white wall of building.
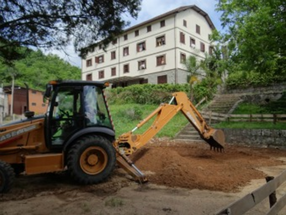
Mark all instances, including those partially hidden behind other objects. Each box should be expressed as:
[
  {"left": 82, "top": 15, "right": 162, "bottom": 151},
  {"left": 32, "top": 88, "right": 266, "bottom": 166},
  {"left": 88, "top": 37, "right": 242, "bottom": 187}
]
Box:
[{"left": 81, "top": 6, "right": 215, "bottom": 85}]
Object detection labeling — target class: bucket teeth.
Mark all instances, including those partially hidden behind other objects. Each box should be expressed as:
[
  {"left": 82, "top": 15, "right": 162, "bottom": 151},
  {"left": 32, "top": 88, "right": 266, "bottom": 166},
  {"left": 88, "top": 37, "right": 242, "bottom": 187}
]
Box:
[
  {"left": 210, "top": 145, "right": 224, "bottom": 152},
  {"left": 205, "top": 129, "right": 225, "bottom": 152}
]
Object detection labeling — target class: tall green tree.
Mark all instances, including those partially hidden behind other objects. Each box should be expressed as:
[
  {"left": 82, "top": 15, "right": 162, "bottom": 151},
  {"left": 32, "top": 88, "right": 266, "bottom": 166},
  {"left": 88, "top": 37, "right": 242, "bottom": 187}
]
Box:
[
  {"left": 0, "top": 0, "right": 141, "bottom": 64},
  {"left": 200, "top": 54, "right": 223, "bottom": 93},
  {"left": 184, "top": 56, "right": 201, "bottom": 101},
  {"left": 216, "top": 0, "right": 286, "bottom": 75}
]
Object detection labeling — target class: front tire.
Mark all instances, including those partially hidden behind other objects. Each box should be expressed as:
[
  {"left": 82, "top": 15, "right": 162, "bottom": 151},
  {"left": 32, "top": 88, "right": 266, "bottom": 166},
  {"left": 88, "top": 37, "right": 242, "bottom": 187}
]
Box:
[
  {"left": 67, "top": 135, "right": 116, "bottom": 184},
  {"left": 0, "top": 161, "right": 15, "bottom": 193}
]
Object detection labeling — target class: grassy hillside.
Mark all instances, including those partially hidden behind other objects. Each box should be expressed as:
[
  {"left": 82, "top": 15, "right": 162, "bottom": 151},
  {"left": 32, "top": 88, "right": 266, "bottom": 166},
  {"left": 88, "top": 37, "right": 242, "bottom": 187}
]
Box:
[
  {"left": 0, "top": 49, "right": 81, "bottom": 90},
  {"left": 109, "top": 103, "right": 189, "bottom": 138}
]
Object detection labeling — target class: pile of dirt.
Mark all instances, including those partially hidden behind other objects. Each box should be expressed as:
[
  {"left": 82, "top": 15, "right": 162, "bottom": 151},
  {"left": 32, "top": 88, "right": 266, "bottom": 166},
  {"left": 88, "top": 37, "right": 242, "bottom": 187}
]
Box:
[
  {"left": 132, "top": 142, "right": 286, "bottom": 192},
  {"left": 1, "top": 141, "right": 286, "bottom": 203}
]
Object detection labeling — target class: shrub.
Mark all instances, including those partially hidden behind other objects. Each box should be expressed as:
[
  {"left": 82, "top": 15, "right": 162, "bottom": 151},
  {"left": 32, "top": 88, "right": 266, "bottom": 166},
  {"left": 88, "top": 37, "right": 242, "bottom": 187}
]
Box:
[
  {"left": 106, "top": 83, "right": 189, "bottom": 104},
  {"left": 225, "top": 70, "right": 286, "bottom": 90}
]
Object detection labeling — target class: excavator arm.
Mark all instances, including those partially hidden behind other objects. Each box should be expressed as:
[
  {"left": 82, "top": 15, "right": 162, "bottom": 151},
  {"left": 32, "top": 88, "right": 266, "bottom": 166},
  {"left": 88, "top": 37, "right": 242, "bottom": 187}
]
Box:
[{"left": 114, "top": 92, "right": 225, "bottom": 182}]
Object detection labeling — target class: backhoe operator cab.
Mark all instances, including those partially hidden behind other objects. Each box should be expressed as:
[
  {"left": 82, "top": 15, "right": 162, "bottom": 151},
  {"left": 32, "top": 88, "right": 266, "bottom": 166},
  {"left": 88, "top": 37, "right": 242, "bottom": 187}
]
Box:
[
  {"left": 0, "top": 80, "right": 116, "bottom": 193},
  {"left": 44, "top": 81, "right": 113, "bottom": 148}
]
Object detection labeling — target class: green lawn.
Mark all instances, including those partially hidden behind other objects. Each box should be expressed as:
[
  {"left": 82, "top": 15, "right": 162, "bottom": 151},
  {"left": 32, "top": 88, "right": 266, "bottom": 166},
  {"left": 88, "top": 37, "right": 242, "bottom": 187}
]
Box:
[
  {"left": 109, "top": 103, "right": 286, "bottom": 137},
  {"left": 214, "top": 121, "right": 286, "bottom": 130},
  {"left": 109, "top": 103, "right": 189, "bottom": 138}
]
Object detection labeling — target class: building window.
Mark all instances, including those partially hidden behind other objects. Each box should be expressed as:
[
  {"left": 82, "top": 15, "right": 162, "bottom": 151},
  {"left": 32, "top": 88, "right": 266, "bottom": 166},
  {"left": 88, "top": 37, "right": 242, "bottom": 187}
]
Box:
[
  {"left": 86, "top": 74, "right": 92, "bottom": 81},
  {"left": 156, "top": 55, "right": 166, "bottom": 66},
  {"left": 123, "top": 64, "right": 129, "bottom": 73},
  {"left": 98, "top": 70, "right": 104, "bottom": 79},
  {"left": 86, "top": 59, "right": 92, "bottom": 67},
  {"left": 112, "top": 39, "right": 117, "bottom": 45},
  {"left": 32, "top": 102, "right": 36, "bottom": 106},
  {"left": 157, "top": 75, "right": 167, "bottom": 84},
  {"left": 183, "top": 20, "right": 187, "bottom": 27},
  {"left": 196, "top": 24, "right": 200, "bottom": 34},
  {"left": 209, "top": 46, "right": 214, "bottom": 55},
  {"left": 111, "top": 67, "right": 116, "bottom": 76},
  {"left": 190, "top": 38, "right": 196, "bottom": 48},
  {"left": 160, "top": 20, "right": 165, "bottom": 27},
  {"left": 156, "top": 35, "right": 165, "bottom": 46},
  {"left": 180, "top": 53, "right": 186, "bottom": 63},
  {"left": 200, "top": 42, "right": 205, "bottom": 52},
  {"left": 180, "top": 32, "right": 185, "bottom": 44},
  {"left": 138, "top": 60, "right": 146, "bottom": 70},
  {"left": 95, "top": 55, "right": 104, "bottom": 63},
  {"left": 137, "top": 41, "right": 146, "bottom": 52},
  {"left": 123, "top": 47, "right": 129, "bottom": 56},
  {"left": 32, "top": 90, "right": 37, "bottom": 94},
  {"left": 42, "top": 104, "right": 46, "bottom": 107},
  {"left": 124, "top": 34, "right": 128, "bottom": 41},
  {"left": 135, "top": 30, "right": 139, "bottom": 37},
  {"left": 147, "top": 25, "right": 152, "bottom": 32},
  {"left": 208, "top": 34, "right": 212, "bottom": 41},
  {"left": 111, "top": 51, "right": 116, "bottom": 60}
]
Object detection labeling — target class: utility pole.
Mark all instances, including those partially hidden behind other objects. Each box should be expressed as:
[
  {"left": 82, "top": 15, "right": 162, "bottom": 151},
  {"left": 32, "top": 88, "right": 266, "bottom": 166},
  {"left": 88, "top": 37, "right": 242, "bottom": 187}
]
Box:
[{"left": 10, "top": 74, "right": 15, "bottom": 120}]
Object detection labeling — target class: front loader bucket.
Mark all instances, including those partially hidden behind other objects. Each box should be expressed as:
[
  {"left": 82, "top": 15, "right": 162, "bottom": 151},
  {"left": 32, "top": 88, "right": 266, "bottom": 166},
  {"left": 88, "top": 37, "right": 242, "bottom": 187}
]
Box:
[{"left": 203, "top": 129, "right": 225, "bottom": 151}]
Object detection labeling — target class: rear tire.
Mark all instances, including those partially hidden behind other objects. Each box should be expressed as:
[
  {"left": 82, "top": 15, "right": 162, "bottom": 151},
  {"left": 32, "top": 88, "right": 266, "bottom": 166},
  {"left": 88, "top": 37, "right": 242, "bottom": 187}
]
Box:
[
  {"left": 67, "top": 135, "right": 116, "bottom": 184},
  {"left": 0, "top": 161, "right": 15, "bottom": 193}
]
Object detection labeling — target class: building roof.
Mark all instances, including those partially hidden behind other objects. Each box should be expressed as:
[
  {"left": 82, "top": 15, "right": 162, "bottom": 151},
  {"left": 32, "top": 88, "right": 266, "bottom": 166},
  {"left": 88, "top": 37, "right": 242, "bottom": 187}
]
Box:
[
  {"left": 3, "top": 85, "right": 43, "bottom": 94},
  {"left": 124, "top": 5, "right": 216, "bottom": 32}
]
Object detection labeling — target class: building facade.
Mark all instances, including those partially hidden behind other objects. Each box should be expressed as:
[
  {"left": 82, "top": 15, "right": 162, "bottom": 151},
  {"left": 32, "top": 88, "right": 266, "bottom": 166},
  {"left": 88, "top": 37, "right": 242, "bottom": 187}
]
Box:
[
  {"left": 81, "top": 5, "right": 215, "bottom": 87},
  {"left": 4, "top": 86, "right": 47, "bottom": 116}
]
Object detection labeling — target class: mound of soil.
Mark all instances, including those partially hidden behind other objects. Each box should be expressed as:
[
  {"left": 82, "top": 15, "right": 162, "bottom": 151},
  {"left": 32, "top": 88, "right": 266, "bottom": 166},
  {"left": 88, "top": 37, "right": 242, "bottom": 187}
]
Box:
[{"left": 132, "top": 142, "right": 286, "bottom": 192}]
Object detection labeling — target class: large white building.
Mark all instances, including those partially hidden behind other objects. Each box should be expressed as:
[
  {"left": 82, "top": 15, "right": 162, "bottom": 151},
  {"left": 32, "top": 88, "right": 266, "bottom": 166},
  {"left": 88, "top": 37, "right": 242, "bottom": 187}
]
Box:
[{"left": 81, "top": 5, "right": 215, "bottom": 87}]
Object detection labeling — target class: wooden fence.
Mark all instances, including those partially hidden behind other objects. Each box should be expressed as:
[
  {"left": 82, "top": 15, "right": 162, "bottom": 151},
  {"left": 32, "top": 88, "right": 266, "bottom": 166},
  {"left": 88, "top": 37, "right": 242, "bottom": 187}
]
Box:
[
  {"left": 200, "top": 111, "right": 286, "bottom": 124},
  {"left": 215, "top": 170, "right": 286, "bottom": 215}
]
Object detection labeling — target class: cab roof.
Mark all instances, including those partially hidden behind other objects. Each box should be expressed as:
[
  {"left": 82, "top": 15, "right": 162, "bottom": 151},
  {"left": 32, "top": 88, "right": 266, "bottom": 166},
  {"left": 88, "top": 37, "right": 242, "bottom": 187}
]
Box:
[{"left": 48, "top": 80, "right": 107, "bottom": 88}]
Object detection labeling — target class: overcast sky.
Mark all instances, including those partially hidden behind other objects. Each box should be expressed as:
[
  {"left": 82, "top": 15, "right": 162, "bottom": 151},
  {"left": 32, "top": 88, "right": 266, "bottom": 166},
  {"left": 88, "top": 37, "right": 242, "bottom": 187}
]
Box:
[{"left": 47, "top": 0, "right": 222, "bottom": 68}]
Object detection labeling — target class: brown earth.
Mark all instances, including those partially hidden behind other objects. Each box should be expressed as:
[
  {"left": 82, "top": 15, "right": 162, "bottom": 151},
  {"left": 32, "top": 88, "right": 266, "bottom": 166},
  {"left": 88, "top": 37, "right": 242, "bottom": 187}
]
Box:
[{"left": 1, "top": 141, "right": 286, "bottom": 215}]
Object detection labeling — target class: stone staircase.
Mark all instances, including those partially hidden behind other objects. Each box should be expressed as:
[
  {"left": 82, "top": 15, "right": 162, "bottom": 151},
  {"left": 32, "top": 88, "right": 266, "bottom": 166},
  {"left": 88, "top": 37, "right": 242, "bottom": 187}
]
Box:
[
  {"left": 204, "top": 93, "right": 243, "bottom": 114},
  {"left": 174, "top": 93, "right": 243, "bottom": 142},
  {"left": 175, "top": 124, "right": 204, "bottom": 143},
  {"left": 174, "top": 84, "right": 286, "bottom": 142}
]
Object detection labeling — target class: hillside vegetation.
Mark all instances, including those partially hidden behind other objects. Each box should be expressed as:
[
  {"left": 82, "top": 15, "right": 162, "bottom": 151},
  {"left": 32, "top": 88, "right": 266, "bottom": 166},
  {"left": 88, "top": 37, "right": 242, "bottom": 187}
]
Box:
[{"left": 0, "top": 49, "right": 81, "bottom": 90}]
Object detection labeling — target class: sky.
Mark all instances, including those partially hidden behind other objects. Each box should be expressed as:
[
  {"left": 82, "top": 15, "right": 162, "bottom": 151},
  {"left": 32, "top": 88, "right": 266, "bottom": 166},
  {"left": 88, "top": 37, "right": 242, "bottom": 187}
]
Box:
[{"left": 47, "top": 0, "right": 222, "bottom": 68}]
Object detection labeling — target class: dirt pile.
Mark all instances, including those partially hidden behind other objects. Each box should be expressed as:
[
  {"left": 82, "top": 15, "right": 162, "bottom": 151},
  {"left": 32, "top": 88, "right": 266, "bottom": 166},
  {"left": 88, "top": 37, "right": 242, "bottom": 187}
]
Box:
[{"left": 132, "top": 142, "right": 286, "bottom": 192}]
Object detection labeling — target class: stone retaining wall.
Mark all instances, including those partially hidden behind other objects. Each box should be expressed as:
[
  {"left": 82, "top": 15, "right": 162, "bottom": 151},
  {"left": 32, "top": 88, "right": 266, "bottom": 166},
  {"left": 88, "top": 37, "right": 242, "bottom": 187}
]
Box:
[
  {"left": 224, "top": 83, "right": 286, "bottom": 94},
  {"left": 222, "top": 128, "right": 286, "bottom": 148}
]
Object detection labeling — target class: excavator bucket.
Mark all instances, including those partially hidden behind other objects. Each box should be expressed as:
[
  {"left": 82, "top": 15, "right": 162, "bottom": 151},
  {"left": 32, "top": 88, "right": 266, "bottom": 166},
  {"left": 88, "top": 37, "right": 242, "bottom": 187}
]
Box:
[{"left": 203, "top": 129, "right": 225, "bottom": 151}]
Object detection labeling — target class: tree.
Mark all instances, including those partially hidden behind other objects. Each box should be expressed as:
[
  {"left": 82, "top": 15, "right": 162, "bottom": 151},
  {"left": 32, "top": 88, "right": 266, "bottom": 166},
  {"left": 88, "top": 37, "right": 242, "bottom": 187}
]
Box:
[
  {"left": 184, "top": 56, "right": 201, "bottom": 102},
  {"left": 0, "top": 0, "right": 141, "bottom": 64},
  {"left": 200, "top": 53, "right": 223, "bottom": 95},
  {"left": 216, "top": 0, "right": 286, "bottom": 75}
]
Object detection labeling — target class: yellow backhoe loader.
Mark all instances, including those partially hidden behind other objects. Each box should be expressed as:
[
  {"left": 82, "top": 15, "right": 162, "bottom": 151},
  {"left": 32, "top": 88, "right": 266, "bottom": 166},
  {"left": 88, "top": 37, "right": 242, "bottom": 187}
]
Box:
[{"left": 0, "top": 80, "right": 225, "bottom": 193}]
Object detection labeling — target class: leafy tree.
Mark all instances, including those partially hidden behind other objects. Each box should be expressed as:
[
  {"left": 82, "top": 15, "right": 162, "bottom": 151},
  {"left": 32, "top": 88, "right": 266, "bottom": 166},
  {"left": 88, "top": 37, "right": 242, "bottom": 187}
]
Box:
[
  {"left": 200, "top": 54, "right": 223, "bottom": 95},
  {"left": 216, "top": 0, "right": 286, "bottom": 75},
  {"left": 184, "top": 56, "right": 201, "bottom": 101},
  {"left": 0, "top": 0, "right": 141, "bottom": 64}
]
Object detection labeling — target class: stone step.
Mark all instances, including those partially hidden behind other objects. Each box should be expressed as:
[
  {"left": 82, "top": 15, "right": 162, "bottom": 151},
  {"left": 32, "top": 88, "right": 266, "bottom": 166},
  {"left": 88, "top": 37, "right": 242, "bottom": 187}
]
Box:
[
  {"left": 176, "top": 134, "right": 201, "bottom": 139},
  {"left": 174, "top": 138, "right": 205, "bottom": 143}
]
